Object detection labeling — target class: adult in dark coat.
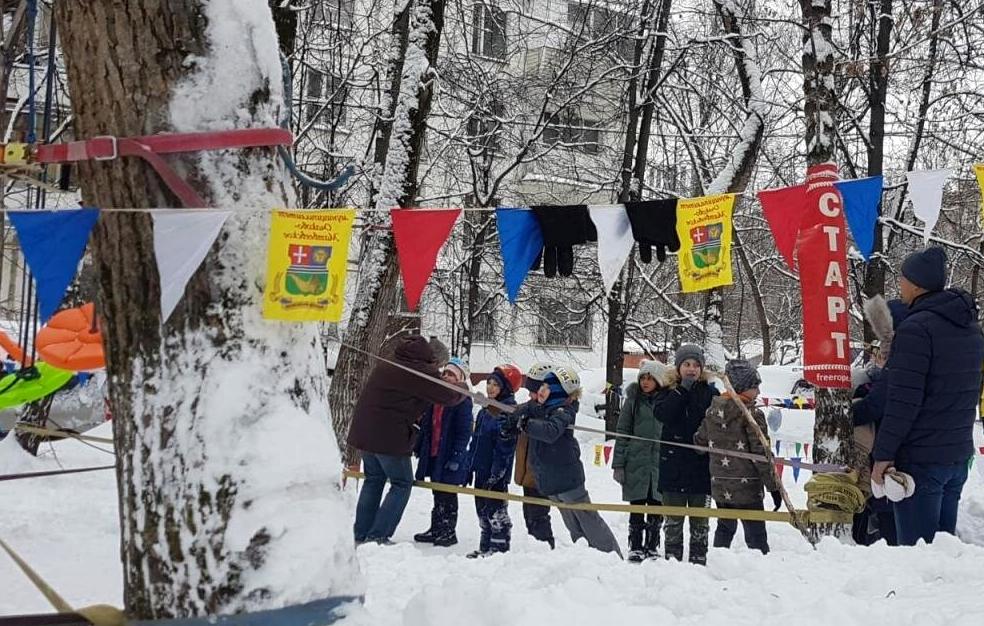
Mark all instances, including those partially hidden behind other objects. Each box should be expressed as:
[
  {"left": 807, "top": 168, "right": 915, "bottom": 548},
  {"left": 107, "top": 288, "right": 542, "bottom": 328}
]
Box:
[
  {"left": 349, "top": 336, "right": 465, "bottom": 544},
  {"left": 412, "top": 358, "right": 473, "bottom": 547},
  {"left": 655, "top": 344, "right": 719, "bottom": 565},
  {"left": 872, "top": 247, "right": 984, "bottom": 546}
]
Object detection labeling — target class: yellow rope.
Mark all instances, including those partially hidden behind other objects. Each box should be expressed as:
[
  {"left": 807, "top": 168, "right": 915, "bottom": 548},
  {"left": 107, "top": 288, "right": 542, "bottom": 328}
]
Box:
[
  {"left": 342, "top": 470, "right": 852, "bottom": 525},
  {"left": 803, "top": 471, "right": 867, "bottom": 514}
]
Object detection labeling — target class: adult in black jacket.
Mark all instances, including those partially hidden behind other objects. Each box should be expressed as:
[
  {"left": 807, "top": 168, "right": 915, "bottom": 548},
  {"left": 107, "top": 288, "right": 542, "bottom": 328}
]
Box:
[
  {"left": 872, "top": 247, "right": 984, "bottom": 546},
  {"left": 655, "top": 344, "right": 719, "bottom": 565}
]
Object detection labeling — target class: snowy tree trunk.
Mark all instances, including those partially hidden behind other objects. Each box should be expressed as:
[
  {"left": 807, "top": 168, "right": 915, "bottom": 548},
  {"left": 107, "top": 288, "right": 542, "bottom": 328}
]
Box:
[
  {"left": 800, "top": 0, "right": 853, "bottom": 537},
  {"left": 54, "top": 0, "right": 359, "bottom": 618},
  {"left": 702, "top": 0, "right": 767, "bottom": 369},
  {"left": 328, "top": 0, "right": 447, "bottom": 465}
]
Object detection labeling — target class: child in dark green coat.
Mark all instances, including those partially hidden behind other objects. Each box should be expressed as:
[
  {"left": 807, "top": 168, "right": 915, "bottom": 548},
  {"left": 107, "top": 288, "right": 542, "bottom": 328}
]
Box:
[{"left": 613, "top": 360, "right": 677, "bottom": 562}]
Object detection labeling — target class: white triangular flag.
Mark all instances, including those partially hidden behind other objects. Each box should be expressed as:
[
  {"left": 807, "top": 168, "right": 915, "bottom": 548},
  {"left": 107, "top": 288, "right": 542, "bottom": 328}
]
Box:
[
  {"left": 906, "top": 169, "right": 951, "bottom": 244},
  {"left": 588, "top": 204, "right": 634, "bottom": 296},
  {"left": 152, "top": 210, "right": 232, "bottom": 321}
]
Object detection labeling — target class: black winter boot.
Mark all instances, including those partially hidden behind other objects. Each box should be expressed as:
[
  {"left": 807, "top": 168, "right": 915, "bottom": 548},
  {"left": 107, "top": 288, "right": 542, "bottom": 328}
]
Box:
[
  {"left": 664, "top": 543, "right": 684, "bottom": 562},
  {"left": 432, "top": 533, "right": 458, "bottom": 547},
  {"left": 644, "top": 517, "right": 662, "bottom": 559},
  {"left": 413, "top": 530, "right": 436, "bottom": 543},
  {"left": 689, "top": 543, "right": 707, "bottom": 566},
  {"left": 627, "top": 524, "right": 646, "bottom": 563}
]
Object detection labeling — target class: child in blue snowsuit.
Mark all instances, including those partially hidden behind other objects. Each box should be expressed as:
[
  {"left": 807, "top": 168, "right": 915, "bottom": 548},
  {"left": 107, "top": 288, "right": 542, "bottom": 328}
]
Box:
[
  {"left": 413, "top": 358, "right": 474, "bottom": 547},
  {"left": 465, "top": 366, "right": 520, "bottom": 557}
]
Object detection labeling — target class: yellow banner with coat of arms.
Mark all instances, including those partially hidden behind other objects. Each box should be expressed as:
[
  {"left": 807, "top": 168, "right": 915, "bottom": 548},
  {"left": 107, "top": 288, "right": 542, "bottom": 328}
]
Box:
[
  {"left": 263, "top": 209, "right": 354, "bottom": 322},
  {"left": 675, "top": 194, "right": 735, "bottom": 293}
]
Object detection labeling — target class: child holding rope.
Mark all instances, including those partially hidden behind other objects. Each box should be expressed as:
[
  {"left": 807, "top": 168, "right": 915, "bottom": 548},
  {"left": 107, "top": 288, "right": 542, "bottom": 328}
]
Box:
[
  {"left": 695, "top": 359, "right": 781, "bottom": 555},
  {"left": 518, "top": 366, "right": 623, "bottom": 558},
  {"left": 613, "top": 360, "right": 676, "bottom": 562},
  {"left": 465, "top": 364, "right": 523, "bottom": 558},
  {"left": 513, "top": 363, "right": 557, "bottom": 549},
  {"left": 655, "top": 344, "right": 717, "bottom": 565}
]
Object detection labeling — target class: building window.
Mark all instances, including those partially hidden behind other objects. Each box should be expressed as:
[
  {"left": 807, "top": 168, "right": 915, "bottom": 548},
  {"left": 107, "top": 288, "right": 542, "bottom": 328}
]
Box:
[
  {"left": 567, "top": 2, "right": 634, "bottom": 61},
  {"left": 466, "top": 102, "right": 504, "bottom": 156},
  {"left": 543, "top": 113, "right": 601, "bottom": 155},
  {"left": 536, "top": 296, "right": 591, "bottom": 348},
  {"left": 471, "top": 3, "right": 507, "bottom": 59},
  {"left": 305, "top": 69, "right": 347, "bottom": 127},
  {"left": 311, "top": 0, "right": 355, "bottom": 29}
]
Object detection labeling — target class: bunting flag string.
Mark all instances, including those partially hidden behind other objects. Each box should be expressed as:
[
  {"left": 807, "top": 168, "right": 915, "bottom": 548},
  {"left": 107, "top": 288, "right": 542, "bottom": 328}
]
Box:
[
  {"left": 391, "top": 208, "right": 461, "bottom": 311},
  {"left": 7, "top": 208, "right": 99, "bottom": 322},
  {"left": 588, "top": 204, "right": 634, "bottom": 296},
  {"left": 906, "top": 169, "right": 952, "bottom": 244},
  {"left": 835, "top": 176, "right": 883, "bottom": 261},
  {"left": 496, "top": 208, "right": 544, "bottom": 303},
  {"left": 791, "top": 457, "right": 802, "bottom": 483},
  {"left": 757, "top": 184, "right": 807, "bottom": 270},
  {"left": 152, "top": 210, "right": 231, "bottom": 322}
]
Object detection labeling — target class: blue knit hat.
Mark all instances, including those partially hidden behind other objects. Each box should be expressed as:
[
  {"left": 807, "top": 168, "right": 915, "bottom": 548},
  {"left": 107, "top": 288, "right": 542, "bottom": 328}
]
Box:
[
  {"left": 901, "top": 247, "right": 947, "bottom": 292},
  {"left": 542, "top": 372, "right": 570, "bottom": 408}
]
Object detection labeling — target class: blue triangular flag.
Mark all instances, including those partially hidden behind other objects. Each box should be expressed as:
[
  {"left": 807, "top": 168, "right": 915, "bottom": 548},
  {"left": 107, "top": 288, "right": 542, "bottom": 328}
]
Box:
[
  {"left": 496, "top": 208, "right": 544, "bottom": 302},
  {"left": 8, "top": 208, "right": 100, "bottom": 321},
  {"left": 791, "top": 457, "right": 802, "bottom": 483},
  {"left": 835, "top": 176, "right": 883, "bottom": 261}
]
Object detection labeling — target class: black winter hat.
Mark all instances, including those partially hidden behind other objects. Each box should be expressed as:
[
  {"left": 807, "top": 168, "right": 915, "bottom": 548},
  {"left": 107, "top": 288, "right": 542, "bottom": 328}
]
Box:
[
  {"left": 901, "top": 246, "right": 947, "bottom": 292},
  {"left": 726, "top": 359, "right": 761, "bottom": 394}
]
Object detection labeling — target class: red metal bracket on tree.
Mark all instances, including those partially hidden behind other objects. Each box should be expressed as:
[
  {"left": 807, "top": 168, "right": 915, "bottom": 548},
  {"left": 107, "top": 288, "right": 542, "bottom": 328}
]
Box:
[{"left": 22, "top": 128, "right": 293, "bottom": 208}]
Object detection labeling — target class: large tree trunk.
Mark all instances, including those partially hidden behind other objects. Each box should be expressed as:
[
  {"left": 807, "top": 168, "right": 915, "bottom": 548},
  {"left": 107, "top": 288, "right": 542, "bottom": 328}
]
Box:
[
  {"left": 801, "top": 0, "right": 853, "bottom": 537},
  {"left": 54, "top": 0, "right": 359, "bottom": 618},
  {"left": 860, "top": 0, "right": 893, "bottom": 341},
  {"left": 328, "top": 0, "right": 447, "bottom": 465}
]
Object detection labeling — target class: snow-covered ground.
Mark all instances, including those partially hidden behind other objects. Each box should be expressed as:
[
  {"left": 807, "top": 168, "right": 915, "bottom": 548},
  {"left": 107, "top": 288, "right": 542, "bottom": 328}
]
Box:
[{"left": 2, "top": 366, "right": 984, "bottom": 624}]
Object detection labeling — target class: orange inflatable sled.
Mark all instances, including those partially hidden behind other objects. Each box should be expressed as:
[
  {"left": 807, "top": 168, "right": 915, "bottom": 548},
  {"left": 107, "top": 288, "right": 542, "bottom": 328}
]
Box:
[{"left": 35, "top": 303, "right": 106, "bottom": 371}]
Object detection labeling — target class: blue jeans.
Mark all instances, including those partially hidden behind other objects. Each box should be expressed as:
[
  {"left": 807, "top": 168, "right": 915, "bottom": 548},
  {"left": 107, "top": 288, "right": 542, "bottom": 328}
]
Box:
[
  {"left": 893, "top": 461, "right": 969, "bottom": 546},
  {"left": 353, "top": 452, "right": 414, "bottom": 542}
]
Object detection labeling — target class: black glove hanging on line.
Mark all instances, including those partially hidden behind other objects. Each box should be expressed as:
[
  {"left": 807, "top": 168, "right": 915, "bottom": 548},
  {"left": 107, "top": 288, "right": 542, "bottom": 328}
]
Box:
[
  {"left": 531, "top": 205, "right": 597, "bottom": 277},
  {"left": 624, "top": 199, "right": 680, "bottom": 263}
]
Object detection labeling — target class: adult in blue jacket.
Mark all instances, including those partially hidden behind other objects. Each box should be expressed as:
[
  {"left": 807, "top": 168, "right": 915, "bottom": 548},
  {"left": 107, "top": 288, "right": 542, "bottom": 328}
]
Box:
[
  {"left": 413, "top": 358, "right": 474, "bottom": 547},
  {"left": 873, "top": 247, "right": 984, "bottom": 546}
]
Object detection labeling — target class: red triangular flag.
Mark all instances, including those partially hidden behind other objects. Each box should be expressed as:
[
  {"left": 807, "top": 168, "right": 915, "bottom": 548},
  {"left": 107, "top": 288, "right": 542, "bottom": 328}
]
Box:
[
  {"left": 391, "top": 208, "right": 461, "bottom": 311},
  {"left": 603, "top": 444, "right": 613, "bottom": 465},
  {"left": 804, "top": 443, "right": 810, "bottom": 459},
  {"left": 775, "top": 461, "right": 785, "bottom": 479},
  {"left": 758, "top": 184, "right": 808, "bottom": 270}
]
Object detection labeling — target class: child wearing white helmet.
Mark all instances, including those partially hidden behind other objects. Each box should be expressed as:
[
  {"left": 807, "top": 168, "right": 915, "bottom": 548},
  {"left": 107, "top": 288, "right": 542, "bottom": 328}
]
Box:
[
  {"left": 519, "top": 365, "right": 623, "bottom": 558},
  {"left": 513, "top": 363, "right": 557, "bottom": 549}
]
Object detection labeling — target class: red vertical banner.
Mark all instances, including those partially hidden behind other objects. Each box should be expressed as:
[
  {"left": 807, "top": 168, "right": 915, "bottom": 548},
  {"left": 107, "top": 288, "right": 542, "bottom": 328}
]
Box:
[{"left": 797, "top": 163, "right": 852, "bottom": 388}]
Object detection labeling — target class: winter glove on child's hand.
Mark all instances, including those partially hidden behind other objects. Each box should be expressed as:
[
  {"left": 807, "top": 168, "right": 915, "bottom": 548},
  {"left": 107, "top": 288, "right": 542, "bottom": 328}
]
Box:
[
  {"left": 770, "top": 490, "right": 782, "bottom": 511},
  {"left": 532, "top": 205, "right": 597, "bottom": 277},
  {"left": 625, "top": 199, "right": 680, "bottom": 264},
  {"left": 613, "top": 467, "right": 626, "bottom": 485}
]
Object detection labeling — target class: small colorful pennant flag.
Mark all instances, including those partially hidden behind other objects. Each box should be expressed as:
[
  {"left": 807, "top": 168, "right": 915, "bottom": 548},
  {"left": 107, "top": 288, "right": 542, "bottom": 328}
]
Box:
[
  {"left": 603, "top": 443, "right": 614, "bottom": 465},
  {"left": 775, "top": 441, "right": 781, "bottom": 456},
  {"left": 804, "top": 443, "right": 810, "bottom": 459},
  {"left": 496, "top": 208, "right": 544, "bottom": 302},
  {"left": 906, "top": 169, "right": 952, "bottom": 243},
  {"left": 791, "top": 457, "right": 802, "bottom": 483},
  {"left": 7, "top": 208, "right": 100, "bottom": 322},
  {"left": 795, "top": 442, "right": 802, "bottom": 456},
  {"left": 775, "top": 461, "right": 785, "bottom": 479},
  {"left": 391, "top": 208, "right": 461, "bottom": 311},
  {"left": 593, "top": 444, "right": 604, "bottom": 467},
  {"left": 152, "top": 210, "right": 231, "bottom": 322},
  {"left": 835, "top": 176, "right": 883, "bottom": 261},
  {"left": 758, "top": 184, "right": 808, "bottom": 270},
  {"left": 588, "top": 204, "right": 634, "bottom": 296}
]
